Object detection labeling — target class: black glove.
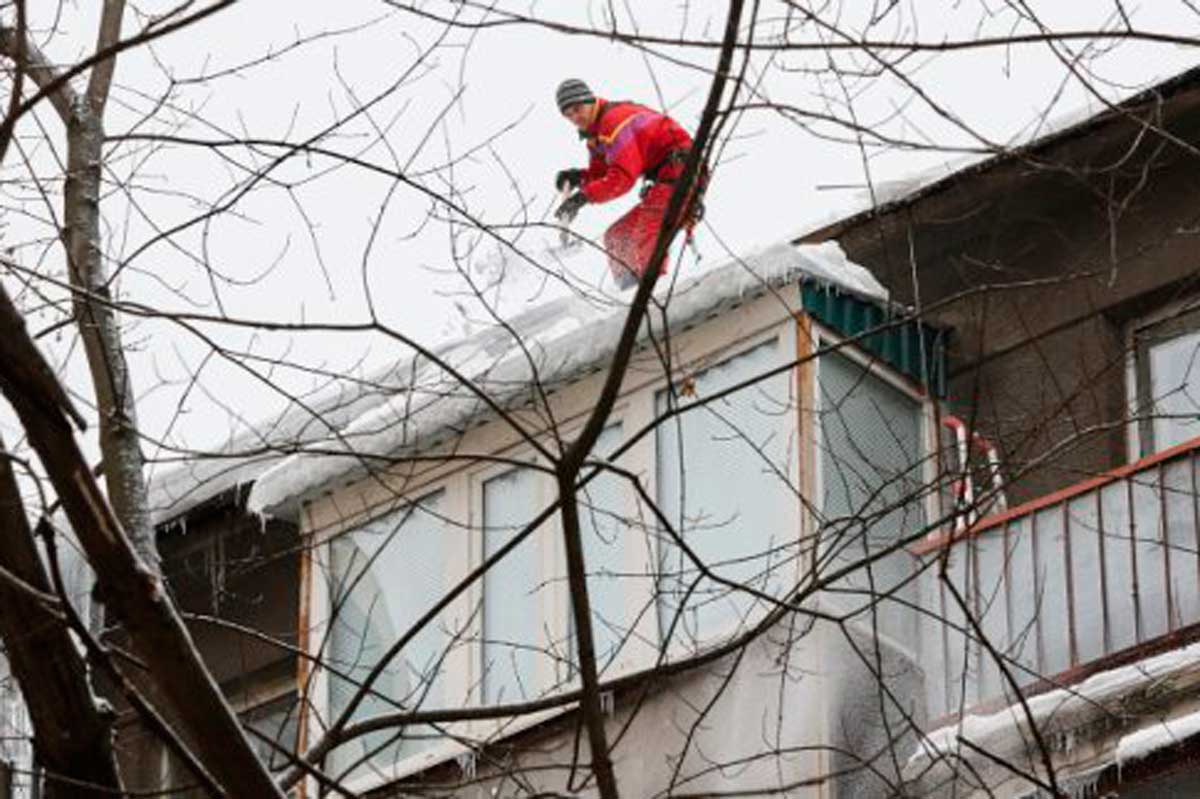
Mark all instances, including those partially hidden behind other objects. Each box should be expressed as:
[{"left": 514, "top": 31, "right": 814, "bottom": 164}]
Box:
[
  {"left": 555, "top": 191, "right": 588, "bottom": 225},
  {"left": 555, "top": 168, "right": 585, "bottom": 192}
]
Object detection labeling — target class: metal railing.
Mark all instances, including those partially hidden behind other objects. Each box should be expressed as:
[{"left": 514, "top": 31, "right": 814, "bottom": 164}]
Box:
[{"left": 915, "top": 436, "right": 1200, "bottom": 721}]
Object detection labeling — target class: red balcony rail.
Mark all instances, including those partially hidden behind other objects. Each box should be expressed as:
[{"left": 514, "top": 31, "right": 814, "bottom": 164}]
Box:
[{"left": 914, "top": 435, "right": 1200, "bottom": 721}]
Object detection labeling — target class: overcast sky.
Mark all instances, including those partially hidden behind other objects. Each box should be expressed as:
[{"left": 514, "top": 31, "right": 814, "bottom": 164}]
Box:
[{"left": 4, "top": 1, "right": 1198, "bottom": 482}]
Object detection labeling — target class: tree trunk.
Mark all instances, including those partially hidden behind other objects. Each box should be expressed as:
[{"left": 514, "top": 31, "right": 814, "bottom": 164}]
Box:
[
  {"left": 0, "top": 447, "right": 123, "bottom": 798},
  {"left": 0, "top": 285, "right": 286, "bottom": 798},
  {"left": 63, "top": 107, "right": 157, "bottom": 571}
]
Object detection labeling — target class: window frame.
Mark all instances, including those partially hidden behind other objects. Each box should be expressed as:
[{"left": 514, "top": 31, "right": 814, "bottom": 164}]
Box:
[
  {"left": 648, "top": 322, "right": 805, "bottom": 656},
  {"left": 810, "top": 321, "right": 939, "bottom": 660},
  {"left": 551, "top": 407, "right": 662, "bottom": 681},
  {"left": 314, "top": 484, "right": 473, "bottom": 790},
  {"left": 469, "top": 451, "right": 563, "bottom": 709},
  {"left": 1128, "top": 297, "right": 1200, "bottom": 458},
  {"left": 324, "top": 485, "right": 474, "bottom": 784}
]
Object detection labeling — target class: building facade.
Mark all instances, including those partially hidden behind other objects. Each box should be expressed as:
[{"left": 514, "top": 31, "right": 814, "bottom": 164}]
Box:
[
  {"left": 4, "top": 67, "right": 1198, "bottom": 799},
  {"left": 802, "top": 67, "right": 1200, "bottom": 799}
]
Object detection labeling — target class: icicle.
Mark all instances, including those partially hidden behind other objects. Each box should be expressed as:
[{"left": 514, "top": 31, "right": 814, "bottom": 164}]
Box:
[
  {"left": 457, "top": 750, "right": 477, "bottom": 780},
  {"left": 600, "top": 690, "right": 614, "bottom": 717},
  {"left": 1057, "top": 766, "right": 1104, "bottom": 799}
]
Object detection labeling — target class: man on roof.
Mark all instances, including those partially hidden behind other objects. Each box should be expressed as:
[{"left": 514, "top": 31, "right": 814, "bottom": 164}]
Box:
[{"left": 553, "top": 79, "right": 704, "bottom": 291}]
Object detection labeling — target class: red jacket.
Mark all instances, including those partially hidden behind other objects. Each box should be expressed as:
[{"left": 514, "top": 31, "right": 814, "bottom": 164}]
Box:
[{"left": 579, "top": 99, "right": 693, "bottom": 204}]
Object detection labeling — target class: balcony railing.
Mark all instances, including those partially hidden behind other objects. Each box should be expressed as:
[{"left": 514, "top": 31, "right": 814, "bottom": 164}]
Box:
[{"left": 914, "top": 435, "right": 1200, "bottom": 722}]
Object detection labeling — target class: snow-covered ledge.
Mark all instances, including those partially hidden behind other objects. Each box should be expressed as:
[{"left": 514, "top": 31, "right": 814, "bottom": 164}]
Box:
[
  {"left": 903, "top": 641, "right": 1200, "bottom": 788},
  {"left": 1115, "top": 707, "right": 1200, "bottom": 769}
]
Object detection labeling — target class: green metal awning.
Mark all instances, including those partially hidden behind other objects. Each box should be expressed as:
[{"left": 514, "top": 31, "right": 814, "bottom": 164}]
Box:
[{"left": 800, "top": 283, "right": 949, "bottom": 397}]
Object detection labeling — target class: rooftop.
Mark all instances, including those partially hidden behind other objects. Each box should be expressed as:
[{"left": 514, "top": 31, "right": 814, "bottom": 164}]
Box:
[{"left": 147, "top": 240, "right": 890, "bottom": 524}]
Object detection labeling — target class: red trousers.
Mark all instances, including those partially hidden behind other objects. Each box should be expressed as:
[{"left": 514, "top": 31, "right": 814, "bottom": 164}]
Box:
[{"left": 604, "top": 182, "right": 675, "bottom": 290}]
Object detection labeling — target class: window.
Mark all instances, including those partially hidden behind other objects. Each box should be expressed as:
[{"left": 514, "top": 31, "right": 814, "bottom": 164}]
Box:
[
  {"left": 818, "top": 350, "right": 926, "bottom": 644},
  {"left": 1135, "top": 304, "right": 1200, "bottom": 455},
  {"left": 327, "top": 491, "right": 452, "bottom": 780},
  {"left": 319, "top": 437, "right": 639, "bottom": 784},
  {"left": 478, "top": 429, "right": 640, "bottom": 707},
  {"left": 572, "top": 423, "right": 635, "bottom": 674},
  {"left": 481, "top": 467, "right": 553, "bottom": 703},
  {"left": 655, "top": 336, "right": 798, "bottom": 650},
  {"left": 55, "top": 532, "right": 99, "bottom": 634}
]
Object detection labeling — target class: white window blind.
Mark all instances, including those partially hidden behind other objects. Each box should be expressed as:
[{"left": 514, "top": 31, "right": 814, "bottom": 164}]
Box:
[
  {"left": 327, "top": 490, "right": 449, "bottom": 779},
  {"left": 482, "top": 468, "right": 547, "bottom": 703},
  {"left": 818, "top": 351, "right": 925, "bottom": 644},
  {"left": 572, "top": 423, "right": 632, "bottom": 673},
  {"left": 655, "top": 337, "right": 797, "bottom": 650}
]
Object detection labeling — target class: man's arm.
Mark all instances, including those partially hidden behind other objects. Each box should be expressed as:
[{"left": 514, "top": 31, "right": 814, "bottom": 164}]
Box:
[
  {"left": 581, "top": 143, "right": 640, "bottom": 203},
  {"left": 583, "top": 149, "right": 606, "bottom": 183}
]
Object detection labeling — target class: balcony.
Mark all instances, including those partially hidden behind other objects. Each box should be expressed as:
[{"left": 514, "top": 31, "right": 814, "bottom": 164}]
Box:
[{"left": 914, "top": 435, "right": 1200, "bottom": 722}]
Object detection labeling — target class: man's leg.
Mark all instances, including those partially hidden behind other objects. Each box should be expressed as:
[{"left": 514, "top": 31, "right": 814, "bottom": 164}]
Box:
[
  {"left": 603, "top": 204, "right": 649, "bottom": 288},
  {"left": 603, "top": 187, "right": 671, "bottom": 289}
]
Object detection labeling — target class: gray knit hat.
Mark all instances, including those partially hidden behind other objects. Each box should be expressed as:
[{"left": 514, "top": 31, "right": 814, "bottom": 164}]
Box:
[{"left": 556, "top": 79, "right": 595, "bottom": 113}]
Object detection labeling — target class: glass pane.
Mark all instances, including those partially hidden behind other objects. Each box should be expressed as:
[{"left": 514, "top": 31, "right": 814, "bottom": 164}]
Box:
[
  {"left": 575, "top": 424, "right": 632, "bottom": 674},
  {"left": 244, "top": 694, "right": 300, "bottom": 772},
  {"left": 483, "top": 468, "right": 546, "bottom": 703},
  {"left": 818, "top": 352, "right": 926, "bottom": 644},
  {"left": 1100, "top": 480, "right": 1137, "bottom": 653},
  {"left": 916, "top": 561, "right": 948, "bottom": 720},
  {"left": 0, "top": 661, "right": 31, "bottom": 797},
  {"left": 328, "top": 491, "right": 449, "bottom": 780},
  {"left": 1148, "top": 327, "right": 1200, "bottom": 451},
  {"left": 1164, "top": 457, "right": 1200, "bottom": 630},
  {"left": 53, "top": 534, "right": 97, "bottom": 633},
  {"left": 1035, "top": 506, "right": 1071, "bottom": 675},
  {"left": 1068, "top": 493, "right": 1106, "bottom": 664},
  {"left": 1132, "top": 470, "right": 1169, "bottom": 641},
  {"left": 655, "top": 337, "right": 797, "bottom": 650},
  {"left": 973, "top": 533, "right": 1010, "bottom": 703},
  {"left": 1005, "top": 518, "right": 1041, "bottom": 688}
]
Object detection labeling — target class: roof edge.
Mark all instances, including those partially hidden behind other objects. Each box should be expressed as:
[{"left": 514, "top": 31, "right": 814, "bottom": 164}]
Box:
[{"left": 795, "top": 64, "right": 1200, "bottom": 245}]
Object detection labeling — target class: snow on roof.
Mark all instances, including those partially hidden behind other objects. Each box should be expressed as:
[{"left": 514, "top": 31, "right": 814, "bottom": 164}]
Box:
[
  {"left": 791, "top": 67, "right": 1200, "bottom": 243},
  {"left": 146, "top": 372, "right": 414, "bottom": 527},
  {"left": 1115, "top": 707, "right": 1200, "bottom": 768},
  {"left": 145, "top": 299, "right": 599, "bottom": 525},
  {"left": 157, "top": 70, "right": 1200, "bottom": 527},
  {"left": 904, "top": 641, "right": 1200, "bottom": 780},
  {"left": 229, "top": 240, "right": 884, "bottom": 518}
]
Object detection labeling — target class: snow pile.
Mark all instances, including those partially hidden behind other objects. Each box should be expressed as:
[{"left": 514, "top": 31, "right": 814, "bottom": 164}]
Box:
[
  {"left": 246, "top": 240, "right": 887, "bottom": 516},
  {"left": 905, "top": 641, "right": 1200, "bottom": 778},
  {"left": 1115, "top": 708, "right": 1200, "bottom": 767},
  {"left": 783, "top": 240, "right": 885, "bottom": 300}
]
